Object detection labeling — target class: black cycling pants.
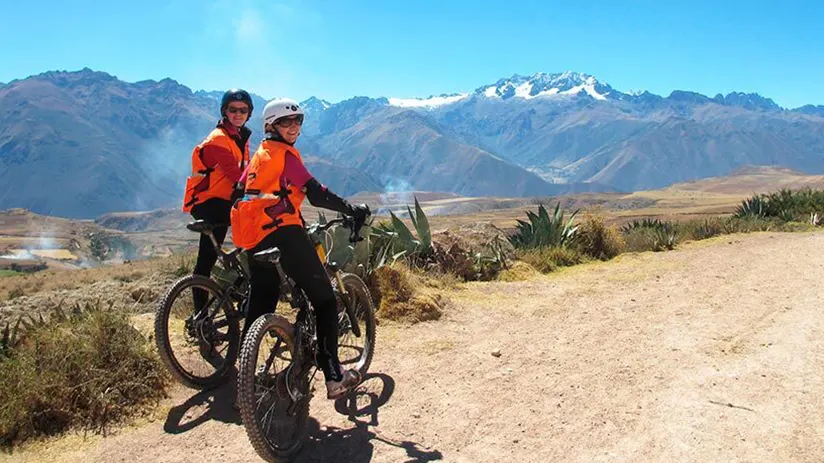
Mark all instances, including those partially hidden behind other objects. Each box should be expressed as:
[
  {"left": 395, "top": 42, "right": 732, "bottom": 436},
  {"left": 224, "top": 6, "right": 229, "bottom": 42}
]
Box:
[
  {"left": 246, "top": 225, "right": 343, "bottom": 382},
  {"left": 190, "top": 198, "right": 232, "bottom": 312}
]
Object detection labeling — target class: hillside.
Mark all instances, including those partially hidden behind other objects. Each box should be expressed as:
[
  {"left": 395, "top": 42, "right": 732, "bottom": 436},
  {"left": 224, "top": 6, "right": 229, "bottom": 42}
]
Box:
[
  {"left": 3, "top": 166, "right": 823, "bottom": 263},
  {"left": 6, "top": 231, "right": 824, "bottom": 462},
  {"left": 5, "top": 69, "right": 824, "bottom": 218},
  {"left": 0, "top": 70, "right": 369, "bottom": 218}
]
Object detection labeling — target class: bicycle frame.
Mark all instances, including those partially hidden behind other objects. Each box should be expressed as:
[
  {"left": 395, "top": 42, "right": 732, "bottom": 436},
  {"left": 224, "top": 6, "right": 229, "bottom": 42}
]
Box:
[{"left": 194, "top": 216, "right": 363, "bottom": 351}]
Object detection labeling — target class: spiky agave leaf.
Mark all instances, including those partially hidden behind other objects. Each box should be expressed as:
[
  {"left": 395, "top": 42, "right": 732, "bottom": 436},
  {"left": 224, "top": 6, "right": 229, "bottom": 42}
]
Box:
[{"left": 413, "top": 197, "right": 432, "bottom": 251}]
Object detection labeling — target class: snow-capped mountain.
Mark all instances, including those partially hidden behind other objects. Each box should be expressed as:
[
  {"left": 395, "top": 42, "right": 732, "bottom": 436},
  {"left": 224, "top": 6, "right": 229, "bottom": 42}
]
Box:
[
  {"left": 387, "top": 93, "right": 469, "bottom": 109},
  {"left": 384, "top": 71, "right": 618, "bottom": 109},
  {"left": 474, "top": 71, "right": 615, "bottom": 101},
  {"left": 300, "top": 96, "right": 332, "bottom": 113}
]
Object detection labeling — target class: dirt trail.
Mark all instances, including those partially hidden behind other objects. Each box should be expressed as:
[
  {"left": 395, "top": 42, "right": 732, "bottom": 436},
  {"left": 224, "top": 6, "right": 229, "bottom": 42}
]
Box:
[{"left": 6, "top": 231, "right": 824, "bottom": 462}]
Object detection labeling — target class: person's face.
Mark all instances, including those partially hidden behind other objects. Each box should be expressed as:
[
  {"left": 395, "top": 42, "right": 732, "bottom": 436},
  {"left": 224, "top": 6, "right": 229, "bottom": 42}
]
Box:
[
  {"left": 225, "top": 102, "right": 250, "bottom": 127},
  {"left": 274, "top": 115, "right": 303, "bottom": 144}
]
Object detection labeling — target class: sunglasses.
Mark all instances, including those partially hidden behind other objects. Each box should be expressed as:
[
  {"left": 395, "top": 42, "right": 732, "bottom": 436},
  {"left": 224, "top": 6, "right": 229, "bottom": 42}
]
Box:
[
  {"left": 227, "top": 106, "right": 250, "bottom": 115},
  {"left": 275, "top": 115, "right": 304, "bottom": 128}
]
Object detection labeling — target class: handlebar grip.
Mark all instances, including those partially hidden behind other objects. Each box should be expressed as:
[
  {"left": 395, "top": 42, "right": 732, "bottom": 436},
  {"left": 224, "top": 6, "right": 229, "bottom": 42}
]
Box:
[{"left": 349, "top": 216, "right": 366, "bottom": 243}]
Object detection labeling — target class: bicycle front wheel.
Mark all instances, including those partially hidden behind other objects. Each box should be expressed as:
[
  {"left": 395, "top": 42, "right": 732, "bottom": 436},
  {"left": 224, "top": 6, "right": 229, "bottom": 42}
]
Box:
[
  {"left": 337, "top": 272, "right": 377, "bottom": 378},
  {"left": 237, "top": 313, "right": 311, "bottom": 462}
]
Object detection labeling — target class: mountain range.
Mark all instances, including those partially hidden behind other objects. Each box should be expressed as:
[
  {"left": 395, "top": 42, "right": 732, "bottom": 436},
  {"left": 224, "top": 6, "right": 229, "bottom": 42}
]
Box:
[{"left": 1, "top": 68, "right": 823, "bottom": 218}]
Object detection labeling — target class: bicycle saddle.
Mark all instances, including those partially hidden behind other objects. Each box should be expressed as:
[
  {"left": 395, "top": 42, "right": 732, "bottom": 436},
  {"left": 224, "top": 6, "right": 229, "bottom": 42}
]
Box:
[
  {"left": 253, "top": 247, "right": 282, "bottom": 263},
  {"left": 186, "top": 220, "right": 228, "bottom": 233}
]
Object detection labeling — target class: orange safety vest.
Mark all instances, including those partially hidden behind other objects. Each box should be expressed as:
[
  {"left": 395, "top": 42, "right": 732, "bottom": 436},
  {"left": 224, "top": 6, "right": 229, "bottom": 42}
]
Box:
[
  {"left": 182, "top": 128, "right": 249, "bottom": 212},
  {"left": 230, "top": 139, "right": 307, "bottom": 250}
]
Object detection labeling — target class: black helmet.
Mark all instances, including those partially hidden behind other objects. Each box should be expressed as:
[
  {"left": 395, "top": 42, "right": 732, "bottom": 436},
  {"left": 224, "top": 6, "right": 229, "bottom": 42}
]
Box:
[{"left": 220, "top": 89, "right": 254, "bottom": 117}]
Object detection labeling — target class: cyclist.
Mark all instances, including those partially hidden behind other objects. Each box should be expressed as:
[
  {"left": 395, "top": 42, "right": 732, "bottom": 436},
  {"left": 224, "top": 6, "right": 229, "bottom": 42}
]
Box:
[
  {"left": 182, "top": 89, "right": 253, "bottom": 312},
  {"left": 231, "top": 97, "right": 371, "bottom": 400}
]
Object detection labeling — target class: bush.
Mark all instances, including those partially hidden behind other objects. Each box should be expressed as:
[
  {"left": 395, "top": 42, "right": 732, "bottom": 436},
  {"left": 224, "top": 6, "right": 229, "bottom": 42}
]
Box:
[
  {"left": 735, "top": 188, "right": 824, "bottom": 221},
  {"left": 619, "top": 218, "right": 679, "bottom": 252},
  {"left": 677, "top": 217, "right": 726, "bottom": 241},
  {"left": 722, "top": 216, "right": 778, "bottom": 234},
  {"left": 516, "top": 247, "right": 585, "bottom": 274},
  {"left": 368, "top": 264, "right": 444, "bottom": 323},
  {"left": 370, "top": 196, "right": 434, "bottom": 268},
  {"left": 574, "top": 213, "right": 625, "bottom": 260},
  {"left": 89, "top": 232, "right": 137, "bottom": 261},
  {"left": 734, "top": 195, "right": 767, "bottom": 218},
  {"left": 161, "top": 253, "right": 195, "bottom": 278},
  {"left": 509, "top": 202, "right": 579, "bottom": 249},
  {"left": 498, "top": 261, "right": 541, "bottom": 282},
  {"left": 0, "top": 303, "right": 169, "bottom": 446}
]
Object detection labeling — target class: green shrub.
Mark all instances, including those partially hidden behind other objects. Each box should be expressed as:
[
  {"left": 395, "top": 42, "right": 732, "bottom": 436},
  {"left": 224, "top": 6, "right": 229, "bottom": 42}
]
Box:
[
  {"left": 735, "top": 188, "right": 824, "bottom": 221},
  {"left": 0, "top": 302, "right": 169, "bottom": 446},
  {"left": 722, "top": 216, "right": 778, "bottom": 234},
  {"left": 619, "top": 217, "right": 678, "bottom": 252},
  {"left": 734, "top": 195, "right": 767, "bottom": 218},
  {"left": 369, "top": 196, "right": 434, "bottom": 271},
  {"left": 677, "top": 217, "right": 726, "bottom": 241}
]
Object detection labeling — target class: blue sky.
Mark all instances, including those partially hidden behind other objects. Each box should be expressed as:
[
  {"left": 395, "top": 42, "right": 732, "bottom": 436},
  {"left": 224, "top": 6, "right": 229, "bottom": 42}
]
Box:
[{"left": 1, "top": 0, "right": 822, "bottom": 108}]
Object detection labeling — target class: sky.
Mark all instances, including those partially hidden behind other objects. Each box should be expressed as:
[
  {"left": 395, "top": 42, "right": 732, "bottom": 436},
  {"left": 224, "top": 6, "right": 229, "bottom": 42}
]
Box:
[{"left": 0, "top": 0, "right": 822, "bottom": 108}]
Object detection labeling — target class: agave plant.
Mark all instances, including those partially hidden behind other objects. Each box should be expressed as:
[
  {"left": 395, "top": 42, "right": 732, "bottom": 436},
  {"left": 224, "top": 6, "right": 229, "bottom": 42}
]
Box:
[
  {"left": 370, "top": 196, "right": 434, "bottom": 262},
  {"left": 509, "top": 202, "right": 579, "bottom": 249},
  {"left": 314, "top": 210, "right": 374, "bottom": 274},
  {"left": 734, "top": 194, "right": 766, "bottom": 218},
  {"left": 650, "top": 226, "right": 679, "bottom": 252},
  {"left": 620, "top": 217, "right": 674, "bottom": 234}
]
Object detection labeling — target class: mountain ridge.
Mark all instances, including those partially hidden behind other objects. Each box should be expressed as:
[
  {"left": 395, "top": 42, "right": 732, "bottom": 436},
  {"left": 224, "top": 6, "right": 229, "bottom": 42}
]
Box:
[{"left": 2, "top": 67, "right": 824, "bottom": 218}]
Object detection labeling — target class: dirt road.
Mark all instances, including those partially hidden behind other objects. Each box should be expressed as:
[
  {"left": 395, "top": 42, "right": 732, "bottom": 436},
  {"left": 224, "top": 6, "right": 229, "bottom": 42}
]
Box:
[{"left": 7, "top": 231, "right": 824, "bottom": 462}]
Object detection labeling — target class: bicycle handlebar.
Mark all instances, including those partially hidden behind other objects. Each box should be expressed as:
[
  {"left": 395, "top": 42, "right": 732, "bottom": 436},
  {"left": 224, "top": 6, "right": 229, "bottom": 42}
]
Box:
[{"left": 310, "top": 213, "right": 369, "bottom": 244}]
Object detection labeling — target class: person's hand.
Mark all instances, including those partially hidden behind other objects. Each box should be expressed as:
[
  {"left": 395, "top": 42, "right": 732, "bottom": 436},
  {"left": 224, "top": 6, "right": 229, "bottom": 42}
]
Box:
[
  {"left": 349, "top": 203, "right": 371, "bottom": 221},
  {"left": 347, "top": 204, "right": 371, "bottom": 243}
]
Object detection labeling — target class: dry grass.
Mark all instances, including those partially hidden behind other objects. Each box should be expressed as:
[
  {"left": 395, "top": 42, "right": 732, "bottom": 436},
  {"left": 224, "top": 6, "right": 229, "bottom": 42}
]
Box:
[
  {"left": 369, "top": 263, "right": 448, "bottom": 323},
  {"left": 0, "top": 302, "right": 169, "bottom": 447},
  {"left": 574, "top": 211, "right": 626, "bottom": 260},
  {"left": 0, "top": 257, "right": 171, "bottom": 303},
  {"left": 516, "top": 247, "right": 586, "bottom": 274},
  {"left": 497, "top": 261, "right": 541, "bottom": 282}
]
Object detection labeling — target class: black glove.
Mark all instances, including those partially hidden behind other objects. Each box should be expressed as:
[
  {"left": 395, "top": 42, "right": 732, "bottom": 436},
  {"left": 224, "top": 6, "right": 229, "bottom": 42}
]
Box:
[
  {"left": 230, "top": 182, "right": 245, "bottom": 203},
  {"left": 347, "top": 204, "right": 371, "bottom": 243},
  {"left": 348, "top": 203, "right": 371, "bottom": 222}
]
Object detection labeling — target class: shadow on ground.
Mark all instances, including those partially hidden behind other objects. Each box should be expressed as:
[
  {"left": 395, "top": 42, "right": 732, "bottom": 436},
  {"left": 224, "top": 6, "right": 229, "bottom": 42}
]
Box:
[
  {"left": 162, "top": 370, "right": 241, "bottom": 434},
  {"left": 162, "top": 371, "right": 442, "bottom": 462},
  {"left": 294, "top": 372, "right": 444, "bottom": 462}
]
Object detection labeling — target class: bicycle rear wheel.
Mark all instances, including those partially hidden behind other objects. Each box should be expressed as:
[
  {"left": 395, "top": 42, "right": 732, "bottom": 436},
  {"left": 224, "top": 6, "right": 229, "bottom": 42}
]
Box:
[{"left": 154, "top": 275, "right": 240, "bottom": 389}]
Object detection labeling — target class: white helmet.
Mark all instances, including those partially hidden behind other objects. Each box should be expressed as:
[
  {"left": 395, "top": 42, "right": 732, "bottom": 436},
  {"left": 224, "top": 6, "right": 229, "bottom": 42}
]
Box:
[{"left": 262, "top": 98, "right": 304, "bottom": 130}]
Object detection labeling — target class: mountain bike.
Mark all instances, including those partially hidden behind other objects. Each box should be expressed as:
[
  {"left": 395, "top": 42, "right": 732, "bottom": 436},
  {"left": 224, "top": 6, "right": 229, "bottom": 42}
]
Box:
[
  {"left": 153, "top": 216, "right": 375, "bottom": 397},
  {"left": 236, "top": 216, "right": 376, "bottom": 462},
  {"left": 153, "top": 220, "right": 250, "bottom": 389}
]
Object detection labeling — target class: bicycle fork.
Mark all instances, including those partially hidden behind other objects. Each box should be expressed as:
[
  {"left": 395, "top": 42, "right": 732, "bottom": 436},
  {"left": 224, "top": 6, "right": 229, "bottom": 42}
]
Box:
[{"left": 332, "top": 269, "right": 362, "bottom": 338}]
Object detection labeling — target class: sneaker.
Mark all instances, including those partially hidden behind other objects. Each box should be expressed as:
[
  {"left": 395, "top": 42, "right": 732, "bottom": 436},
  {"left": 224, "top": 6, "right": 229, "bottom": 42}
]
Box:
[{"left": 325, "top": 369, "right": 362, "bottom": 400}]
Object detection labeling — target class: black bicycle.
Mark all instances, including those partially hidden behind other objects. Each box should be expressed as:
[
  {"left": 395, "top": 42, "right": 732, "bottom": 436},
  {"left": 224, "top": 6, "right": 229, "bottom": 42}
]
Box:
[
  {"left": 153, "top": 216, "right": 375, "bottom": 398},
  {"left": 236, "top": 216, "right": 376, "bottom": 462},
  {"left": 153, "top": 220, "right": 249, "bottom": 389}
]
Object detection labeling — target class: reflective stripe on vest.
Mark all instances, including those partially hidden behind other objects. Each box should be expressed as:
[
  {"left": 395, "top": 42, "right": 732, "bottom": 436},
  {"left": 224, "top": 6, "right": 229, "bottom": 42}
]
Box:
[{"left": 229, "top": 140, "right": 307, "bottom": 249}]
